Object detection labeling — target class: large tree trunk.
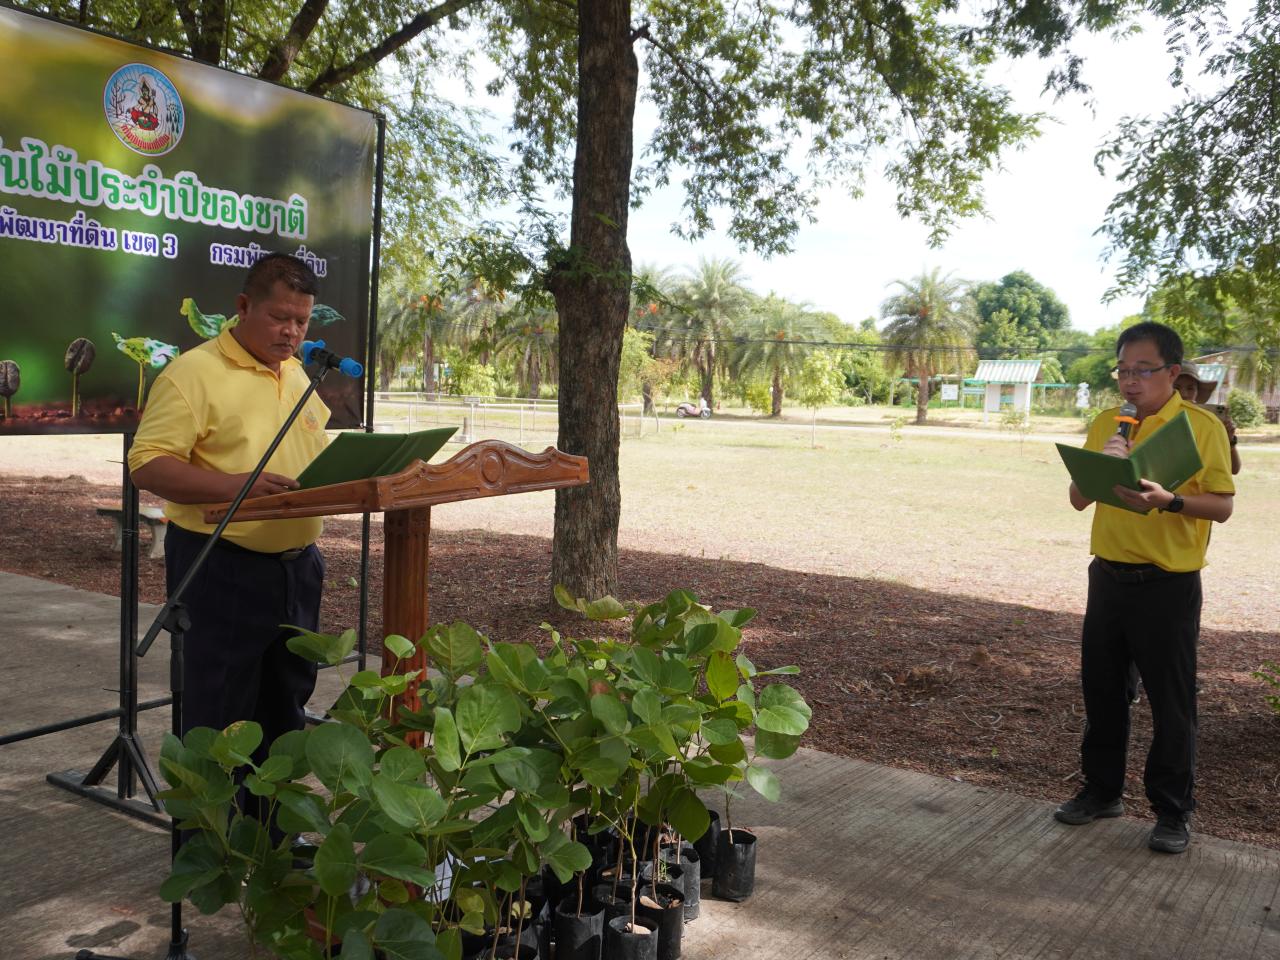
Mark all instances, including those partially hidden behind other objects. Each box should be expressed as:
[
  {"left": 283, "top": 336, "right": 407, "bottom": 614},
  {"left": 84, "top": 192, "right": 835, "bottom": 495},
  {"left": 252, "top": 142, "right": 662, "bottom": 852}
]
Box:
[
  {"left": 641, "top": 380, "right": 654, "bottom": 416},
  {"left": 916, "top": 371, "right": 930, "bottom": 424},
  {"left": 700, "top": 343, "right": 716, "bottom": 408},
  {"left": 548, "top": 0, "right": 637, "bottom": 599},
  {"left": 771, "top": 368, "right": 784, "bottom": 417}
]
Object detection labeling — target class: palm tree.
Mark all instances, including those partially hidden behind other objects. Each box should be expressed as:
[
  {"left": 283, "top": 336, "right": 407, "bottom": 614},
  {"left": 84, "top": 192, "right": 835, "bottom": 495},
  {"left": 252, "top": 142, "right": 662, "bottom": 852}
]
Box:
[
  {"left": 731, "top": 295, "right": 819, "bottom": 417},
  {"left": 881, "top": 269, "right": 976, "bottom": 424},
  {"left": 631, "top": 262, "right": 675, "bottom": 414},
  {"left": 665, "top": 258, "right": 753, "bottom": 408},
  {"left": 495, "top": 309, "right": 559, "bottom": 398},
  {"left": 380, "top": 290, "right": 455, "bottom": 393}
]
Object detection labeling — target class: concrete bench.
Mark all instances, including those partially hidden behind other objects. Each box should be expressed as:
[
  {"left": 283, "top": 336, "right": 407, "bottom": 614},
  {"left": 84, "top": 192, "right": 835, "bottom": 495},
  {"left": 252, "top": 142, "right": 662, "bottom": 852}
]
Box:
[{"left": 97, "top": 505, "right": 168, "bottom": 559}]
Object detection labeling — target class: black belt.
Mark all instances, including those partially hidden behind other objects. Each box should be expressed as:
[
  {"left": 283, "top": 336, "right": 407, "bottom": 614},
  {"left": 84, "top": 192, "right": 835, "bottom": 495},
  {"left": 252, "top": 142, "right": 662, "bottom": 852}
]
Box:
[
  {"left": 1094, "top": 557, "right": 1185, "bottom": 584},
  {"left": 174, "top": 525, "right": 308, "bottom": 562}
]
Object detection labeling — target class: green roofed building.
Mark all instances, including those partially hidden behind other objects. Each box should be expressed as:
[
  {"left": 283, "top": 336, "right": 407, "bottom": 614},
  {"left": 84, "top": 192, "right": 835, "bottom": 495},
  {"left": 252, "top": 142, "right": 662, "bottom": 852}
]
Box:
[{"left": 971, "top": 359, "right": 1042, "bottom": 419}]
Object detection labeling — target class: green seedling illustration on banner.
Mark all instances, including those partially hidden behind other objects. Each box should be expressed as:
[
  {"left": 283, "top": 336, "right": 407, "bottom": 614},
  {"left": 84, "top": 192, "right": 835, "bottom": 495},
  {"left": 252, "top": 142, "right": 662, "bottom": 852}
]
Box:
[{"left": 113, "top": 333, "right": 179, "bottom": 411}]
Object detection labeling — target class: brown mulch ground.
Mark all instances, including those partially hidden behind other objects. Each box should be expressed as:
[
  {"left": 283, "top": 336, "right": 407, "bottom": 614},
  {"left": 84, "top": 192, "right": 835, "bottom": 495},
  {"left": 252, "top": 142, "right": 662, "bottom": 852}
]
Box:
[{"left": 4, "top": 473, "right": 1278, "bottom": 850}]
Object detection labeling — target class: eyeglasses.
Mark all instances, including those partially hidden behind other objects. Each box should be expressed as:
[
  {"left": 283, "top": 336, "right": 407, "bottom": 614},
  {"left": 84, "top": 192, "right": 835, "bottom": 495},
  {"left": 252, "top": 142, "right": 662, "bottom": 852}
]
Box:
[{"left": 1110, "top": 363, "right": 1173, "bottom": 381}]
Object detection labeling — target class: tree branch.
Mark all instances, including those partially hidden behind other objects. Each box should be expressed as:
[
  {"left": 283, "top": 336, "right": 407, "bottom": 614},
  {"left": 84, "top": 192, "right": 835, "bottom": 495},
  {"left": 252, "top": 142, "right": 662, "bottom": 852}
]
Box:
[
  {"left": 631, "top": 23, "right": 723, "bottom": 112},
  {"left": 305, "top": 0, "right": 482, "bottom": 95},
  {"left": 259, "top": 0, "right": 331, "bottom": 81}
]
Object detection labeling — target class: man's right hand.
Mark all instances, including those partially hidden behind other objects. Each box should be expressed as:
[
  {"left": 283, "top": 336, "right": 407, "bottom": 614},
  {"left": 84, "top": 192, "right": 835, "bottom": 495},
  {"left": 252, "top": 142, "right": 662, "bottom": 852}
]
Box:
[
  {"left": 133, "top": 456, "right": 299, "bottom": 504},
  {"left": 1101, "top": 435, "right": 1130, "bottom": 458}
]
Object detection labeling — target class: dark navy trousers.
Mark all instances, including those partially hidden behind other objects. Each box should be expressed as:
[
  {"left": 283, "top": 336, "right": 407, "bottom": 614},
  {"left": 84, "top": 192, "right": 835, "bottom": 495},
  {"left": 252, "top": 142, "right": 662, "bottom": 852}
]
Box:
[
  {"left": 164, "top": 522, "right": 323, "bottom": 780},
  {"left": 1080, "top": 558, "right": 1201, "bottom": 817}
]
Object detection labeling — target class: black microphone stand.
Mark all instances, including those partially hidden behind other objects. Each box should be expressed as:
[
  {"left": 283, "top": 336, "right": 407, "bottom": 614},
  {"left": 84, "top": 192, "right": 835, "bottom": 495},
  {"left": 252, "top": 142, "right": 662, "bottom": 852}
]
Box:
[{"left": 77, "top": 360, "right": 333, "bottom": 960}]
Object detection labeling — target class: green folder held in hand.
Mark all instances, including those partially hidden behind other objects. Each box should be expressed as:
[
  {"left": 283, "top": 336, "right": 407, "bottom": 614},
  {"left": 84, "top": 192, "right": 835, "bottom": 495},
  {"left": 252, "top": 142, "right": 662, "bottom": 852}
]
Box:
[
  {"left": 296, "top": 426, "right": 458, "bottom": 490},
  {"left": 1056, "top": 411, "right": 1203, "bottom": 514}
]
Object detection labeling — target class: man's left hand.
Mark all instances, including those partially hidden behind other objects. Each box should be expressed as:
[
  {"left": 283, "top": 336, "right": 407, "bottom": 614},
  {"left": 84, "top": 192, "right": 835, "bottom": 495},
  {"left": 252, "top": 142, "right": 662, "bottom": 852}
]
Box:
[{"left": 1112, "top": 478, "right": 1173, "bottom": 513}]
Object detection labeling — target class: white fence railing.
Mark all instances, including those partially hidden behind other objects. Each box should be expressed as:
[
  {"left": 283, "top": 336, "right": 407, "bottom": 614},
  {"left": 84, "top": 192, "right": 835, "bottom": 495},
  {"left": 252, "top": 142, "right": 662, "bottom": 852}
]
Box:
[{"left": 372, "top": 392, "right": 647, "bottom": 443}]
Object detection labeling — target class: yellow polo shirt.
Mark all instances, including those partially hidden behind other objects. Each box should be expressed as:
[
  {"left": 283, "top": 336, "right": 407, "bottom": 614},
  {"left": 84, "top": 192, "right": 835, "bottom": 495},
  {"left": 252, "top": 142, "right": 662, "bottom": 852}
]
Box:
[
  {"left": 1084, "top": 391, "right": 1234, "bottom": 572},
  {"left": 128, "top": 329, "right": 331, "bottom": 552}
]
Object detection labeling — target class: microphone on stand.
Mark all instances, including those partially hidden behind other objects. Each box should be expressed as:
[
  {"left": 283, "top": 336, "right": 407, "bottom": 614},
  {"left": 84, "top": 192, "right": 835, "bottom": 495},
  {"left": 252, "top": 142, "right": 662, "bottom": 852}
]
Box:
[
  {"left": 301, "top": 339, "right": 363, "bottom": 378},
  {"left": 1114, "top": 402, "right": 1139, "bottom": 442}
]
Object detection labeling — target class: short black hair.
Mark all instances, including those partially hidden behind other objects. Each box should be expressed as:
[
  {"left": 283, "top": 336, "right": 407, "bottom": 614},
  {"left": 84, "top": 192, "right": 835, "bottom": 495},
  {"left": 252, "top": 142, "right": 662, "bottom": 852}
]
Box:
[
  {"left": 243, "top": 253, "right": 319, "bottom": 300},
  {"left": 1116, "top": 321, "right": 1183, "bottom": 366}
]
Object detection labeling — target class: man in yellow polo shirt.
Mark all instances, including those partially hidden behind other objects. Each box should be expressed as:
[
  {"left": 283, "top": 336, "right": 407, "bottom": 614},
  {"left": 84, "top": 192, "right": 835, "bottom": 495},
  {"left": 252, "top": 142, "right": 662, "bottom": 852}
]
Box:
[
  {"left": 129, "top": 253, "right": 330, "bottom": 830},
  {"left": 1055, "top": 321, "right": 1234, "bottom": 854}
]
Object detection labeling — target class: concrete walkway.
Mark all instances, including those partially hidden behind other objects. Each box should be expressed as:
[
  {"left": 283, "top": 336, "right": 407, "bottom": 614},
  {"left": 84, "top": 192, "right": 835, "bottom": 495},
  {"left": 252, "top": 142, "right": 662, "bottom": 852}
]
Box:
[{"left": 1, "top": 572, "right": 1276, "bottom": 960}]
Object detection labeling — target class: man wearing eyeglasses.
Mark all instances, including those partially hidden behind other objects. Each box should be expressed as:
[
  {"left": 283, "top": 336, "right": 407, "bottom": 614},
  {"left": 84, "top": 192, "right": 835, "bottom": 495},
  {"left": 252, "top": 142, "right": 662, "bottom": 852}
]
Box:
[{"left": 1055, "top": 321, "right": 1234, "bottom": 854}]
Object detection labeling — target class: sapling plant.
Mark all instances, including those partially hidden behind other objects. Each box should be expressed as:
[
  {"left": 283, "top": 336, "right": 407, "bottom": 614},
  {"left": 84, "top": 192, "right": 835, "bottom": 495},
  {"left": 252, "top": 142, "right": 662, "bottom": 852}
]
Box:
[
  {"left": 64, "top": 337, "right": 95, "bottom": 417},
  {"left": 112, "top": 333, "right": 178, "bottom": 410}
]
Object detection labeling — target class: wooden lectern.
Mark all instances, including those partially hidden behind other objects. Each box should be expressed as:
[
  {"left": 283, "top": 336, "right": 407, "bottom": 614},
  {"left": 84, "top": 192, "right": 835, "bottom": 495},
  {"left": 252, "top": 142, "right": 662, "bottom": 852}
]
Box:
[{"left": 206, "top": 439, "right": 588, "bottom": 714}]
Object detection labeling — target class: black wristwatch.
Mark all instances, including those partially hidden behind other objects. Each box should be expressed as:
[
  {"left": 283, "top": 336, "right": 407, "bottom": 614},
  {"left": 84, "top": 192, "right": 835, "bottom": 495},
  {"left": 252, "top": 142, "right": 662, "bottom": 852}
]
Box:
[
  {"left": 1162, "top": 493, "right": 1185, "bottom": 514},
  {"left": 1230, "top": 436, "right": 1238, "bottom": 446}
]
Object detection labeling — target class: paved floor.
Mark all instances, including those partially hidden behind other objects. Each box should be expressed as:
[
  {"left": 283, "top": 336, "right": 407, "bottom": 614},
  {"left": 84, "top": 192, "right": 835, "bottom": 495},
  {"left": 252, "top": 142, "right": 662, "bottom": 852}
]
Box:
[{"left": 1, "top": 572, "right": 1276, "bottom": 960}]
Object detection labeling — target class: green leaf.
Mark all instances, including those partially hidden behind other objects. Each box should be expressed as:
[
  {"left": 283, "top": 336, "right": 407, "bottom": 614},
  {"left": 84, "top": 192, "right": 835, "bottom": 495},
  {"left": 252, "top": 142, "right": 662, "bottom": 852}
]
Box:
[
  {"left": 631, "top": 688, "right": 663, "bottom": 725},
  {"left": 209, "top": 720, "right": 262, "bottom": 767},
  {"left": 159, "top": 834, "right": 224, "bottom": 902},
  {"left": 424, "top": 622, "right": 483, "bottom": 674},
  {"left": 276, "top": 790, "right": 331, "bottom": 835},
  {"left": 659, "top": 659, "right": 694, "bottom": 694},
  {"left": 705, "top": 651, "right": 738, "bottom": 704},
  {"left": 758, "top": 664, "right": 801, "bottom": 676},
  {"left": 373, "top": 907, "right": 443, "bottom": 960},
  {"left": 306, "top": 722, "right": 375, "bottom": 792},
  {"left": 255, "top": 754, "right": 293, "bottom": 783},
  {"left": 381, "top": 745, "right": 426, "bottom": 783},
  {"left": 493, "top": 747, "right": 556, "bottom": 794},
  {"left": 456, "top": 683, "right": 522, "bottom": 753},
  {"left": 720, "top": 607, "right": 757, "bottom": 628},
  {"left": 755, "top": 728, "right": 803, "bottom": 760},
  {"left": 540, "top": 831, "right": 593, "bottom": 883},
  {"left": 285, "top": 626, "right": 357, "bottom": 666},
  {"left": 746, "top": 764, "right": 781, "bottom": 802},
  {"left": 667, "top": 786, "right": 711, "bottom": 842},
  {"left": 181, "top": 297, "right": 232, "bottom": 339},
  {"left": 708, "top": 738, "right": 747, "bottom": 765},
  {"left": 383, "top": 634, "right": 416, "bottom": 661},
  {"left": 683, "top": 757, "right": 740, "bottom": 785},
  {"left": 590, "top": 693, "right": 629, "bottom": 735},
  {"left": 315, "top": 823, "right": 357, "bottom": 897},
  {"left": 436, "top": 928, "right": 463, "bottom": 960},
  {"left": 735, "top": 653, "right": 757, "bottom": 678},
  {"left": 338, "top": 929, "right": 375, "bottom": 960},
  {"left": 702, "top": 718, "right": 739, "bottom": 745},
  {"left": 629, "top": 647, "right": 662, "bottom": 687},
  {"left": 433, "top": 707, "right": 461, "bottom": 772},
  {"left": 310, "top": 303, "right": 345, "bottom": 327},
  {"left": 359, "top": 835, "right": 436, "bottom": 887},
  {"left": 371, "top": 776, "right": 447, "bottom": 831},
  {"left": 755, "top": 684, "right": 812, "bottom": 736},
  {"left": 583, "top": 595, "right": 628, "bottom": 620}
]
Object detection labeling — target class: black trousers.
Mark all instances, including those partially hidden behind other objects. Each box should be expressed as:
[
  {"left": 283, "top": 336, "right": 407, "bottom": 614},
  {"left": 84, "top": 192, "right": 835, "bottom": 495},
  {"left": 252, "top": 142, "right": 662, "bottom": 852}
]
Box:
[
  {"left": 164, "top": 523, "right": 323, "bottom": 788},
  {"left": 1079, "top": 558, "right": 1201, "bottom": 817}
]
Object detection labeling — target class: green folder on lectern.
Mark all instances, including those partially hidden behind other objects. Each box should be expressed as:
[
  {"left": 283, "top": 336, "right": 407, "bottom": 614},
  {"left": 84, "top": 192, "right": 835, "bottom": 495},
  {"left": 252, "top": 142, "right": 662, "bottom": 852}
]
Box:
[
  {"left": 296, "top": 426, "right": 458, "bottom": 490},
  {"left": 1055, "top": 411, "right": 1203, "bottom": 514}
]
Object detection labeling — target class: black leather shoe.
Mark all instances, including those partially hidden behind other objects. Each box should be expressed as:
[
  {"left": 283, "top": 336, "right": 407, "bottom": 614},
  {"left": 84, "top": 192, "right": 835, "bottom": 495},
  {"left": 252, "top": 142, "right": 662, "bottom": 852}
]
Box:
[
  {"left": 1148, "top": 815, "right": 1190, "bottom": 854},
  {"left": 1054, "top": 788, "right": 1124, "bottom": 825}
]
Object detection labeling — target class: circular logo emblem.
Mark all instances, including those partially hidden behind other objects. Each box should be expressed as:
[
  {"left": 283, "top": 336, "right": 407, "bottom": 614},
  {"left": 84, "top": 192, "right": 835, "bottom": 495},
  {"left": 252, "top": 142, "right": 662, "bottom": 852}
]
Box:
[{"left": 104, "top": 63, "right": 184, "bottom": 156}]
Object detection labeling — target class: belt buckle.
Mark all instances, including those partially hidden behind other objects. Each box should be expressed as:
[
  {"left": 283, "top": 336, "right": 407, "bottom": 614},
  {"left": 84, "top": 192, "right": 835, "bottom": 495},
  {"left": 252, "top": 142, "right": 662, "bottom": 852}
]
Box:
[{"left": 279, "top": 548, "right": 304, "bottom": 562}]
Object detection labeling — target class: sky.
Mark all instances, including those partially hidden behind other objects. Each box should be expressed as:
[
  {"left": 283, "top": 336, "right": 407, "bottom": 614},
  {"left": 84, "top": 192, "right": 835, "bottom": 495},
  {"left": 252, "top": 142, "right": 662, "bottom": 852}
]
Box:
[{"left": 442, "top": 14, "right": 1204, "bottom": 335}]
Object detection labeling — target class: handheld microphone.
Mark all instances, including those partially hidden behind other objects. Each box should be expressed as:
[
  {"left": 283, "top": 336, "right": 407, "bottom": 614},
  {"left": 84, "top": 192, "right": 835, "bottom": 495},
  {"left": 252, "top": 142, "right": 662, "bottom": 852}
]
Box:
[
  {"left": 1114, "top": 402, "right": 1138, "bottom": 441},
  {"left": 301, "top": 339, "right": 363, "bottom": 378}
]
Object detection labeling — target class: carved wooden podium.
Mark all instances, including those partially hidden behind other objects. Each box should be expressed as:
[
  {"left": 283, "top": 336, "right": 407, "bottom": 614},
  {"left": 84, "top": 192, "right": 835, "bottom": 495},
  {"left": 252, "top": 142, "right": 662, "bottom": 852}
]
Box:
[{"left": 206, "top": 440, "right": 588, "bottom": 714}]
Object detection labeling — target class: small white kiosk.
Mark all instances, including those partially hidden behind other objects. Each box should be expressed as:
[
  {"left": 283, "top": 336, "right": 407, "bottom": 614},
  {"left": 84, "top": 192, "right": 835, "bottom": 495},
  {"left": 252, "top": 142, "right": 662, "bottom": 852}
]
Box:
[{"left": 972, "top": 359, "right": 1042, "bottom": 422}]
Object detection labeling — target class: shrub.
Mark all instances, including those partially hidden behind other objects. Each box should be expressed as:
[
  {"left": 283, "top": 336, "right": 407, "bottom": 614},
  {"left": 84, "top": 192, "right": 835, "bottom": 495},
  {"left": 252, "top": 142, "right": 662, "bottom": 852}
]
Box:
[
  {"left": 1228, "top": 387, "right": 1265, "bottom": 427},
  {"left": 1255, "top": 662, "right": 1280, "bottom": 716}
]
